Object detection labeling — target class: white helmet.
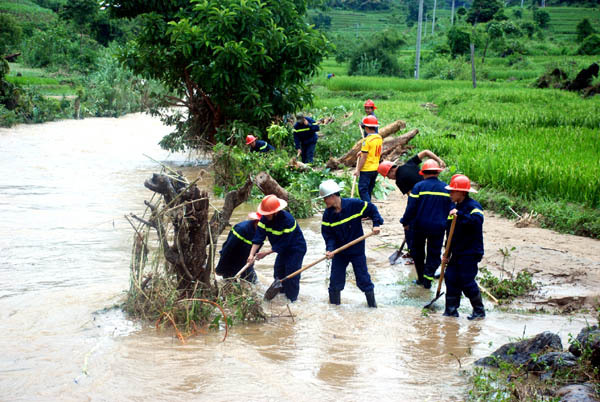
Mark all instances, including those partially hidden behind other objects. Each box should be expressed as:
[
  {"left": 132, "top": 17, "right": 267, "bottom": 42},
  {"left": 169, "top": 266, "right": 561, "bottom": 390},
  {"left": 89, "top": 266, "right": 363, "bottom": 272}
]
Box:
[{"left": 319, "top": 179, "right": 341, "bottom": 198}]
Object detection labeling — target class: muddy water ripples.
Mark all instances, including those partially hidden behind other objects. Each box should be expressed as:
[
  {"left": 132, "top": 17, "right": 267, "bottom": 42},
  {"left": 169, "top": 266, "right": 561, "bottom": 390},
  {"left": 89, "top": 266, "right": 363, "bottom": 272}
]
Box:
[{"left": 0, "top": 114, "right": 590, "bottom": 401}]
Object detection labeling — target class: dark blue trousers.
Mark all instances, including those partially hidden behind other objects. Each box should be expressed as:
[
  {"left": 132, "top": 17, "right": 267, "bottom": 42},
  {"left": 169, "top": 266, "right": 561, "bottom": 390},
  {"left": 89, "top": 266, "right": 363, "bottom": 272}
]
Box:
[
  {"left": 300, "top": 140, "right": 317, "bottom": 163},
  {"left": 329, "top": 253, "right": 374, "bottom": 293},
  {"left": 412, "top": 230, "right": 445, "bottom": 282},
  {"left": 358, "top": 171, "right": 378, "bottom": 202},
  {"left": 404, "top": 225, "right": 415, "bottom": 254},
  {"left": 274, "top": 249, "right": 305, "bottom": 302},
  {"left": 444, "top": 254, "right": 482, "bottom": 300}
]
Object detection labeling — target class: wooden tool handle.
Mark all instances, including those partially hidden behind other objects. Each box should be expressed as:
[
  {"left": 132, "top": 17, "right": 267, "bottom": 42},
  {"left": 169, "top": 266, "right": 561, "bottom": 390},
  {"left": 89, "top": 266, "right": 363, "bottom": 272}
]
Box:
[
  {"left": 435, "top": 216, "right": 457, "bottom": 297},
  {"left": 282, "top": 231, "right": 377, "bottom": 281},
  {"left": 233, "top": 262, "right": 252, "bottom": 279}
]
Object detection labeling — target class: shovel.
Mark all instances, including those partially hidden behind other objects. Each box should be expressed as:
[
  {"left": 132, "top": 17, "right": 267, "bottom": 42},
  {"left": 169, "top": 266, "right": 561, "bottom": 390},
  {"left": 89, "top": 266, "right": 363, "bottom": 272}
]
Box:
[
  {"left": 264, "top": 231, "right": 376, "bottom": 301},
  {"left": 350, "top": 159, "right": 359, "bottom": 198},
  {"left": 233, "top": 262, "right": 252, "bottom": 280},
  {"left": 424, "top": 216, "right": 457, "bottom": 309},
  {"left": 388, "top": 239, "right": 406, "bottom": 265}
]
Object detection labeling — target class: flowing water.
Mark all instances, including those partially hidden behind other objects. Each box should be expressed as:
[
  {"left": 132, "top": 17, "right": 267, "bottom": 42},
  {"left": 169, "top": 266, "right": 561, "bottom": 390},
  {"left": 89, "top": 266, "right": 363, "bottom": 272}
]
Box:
[{"left": 0, "top": 114, "right": 589, "bottom": 401}]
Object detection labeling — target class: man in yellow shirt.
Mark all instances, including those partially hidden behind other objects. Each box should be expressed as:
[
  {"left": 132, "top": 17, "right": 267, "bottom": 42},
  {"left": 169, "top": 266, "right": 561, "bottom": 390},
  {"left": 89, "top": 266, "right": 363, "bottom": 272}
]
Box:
[{"left": 353, "top": 115, "right": 382, "bottom": 202}]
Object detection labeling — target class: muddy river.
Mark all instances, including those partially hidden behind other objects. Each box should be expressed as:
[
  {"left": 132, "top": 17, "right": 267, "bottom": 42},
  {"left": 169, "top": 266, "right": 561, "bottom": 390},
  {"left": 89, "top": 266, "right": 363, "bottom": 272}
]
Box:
[{"left": 0, "top": 114, "right": 591, "bottom": 401}]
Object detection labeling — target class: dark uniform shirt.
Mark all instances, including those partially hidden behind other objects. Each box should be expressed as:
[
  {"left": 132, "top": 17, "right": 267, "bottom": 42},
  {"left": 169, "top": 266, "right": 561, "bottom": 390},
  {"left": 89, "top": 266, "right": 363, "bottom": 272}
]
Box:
[
  {"left": 251, "top": 139, "right": 274, "bottom": 153},
  {"left": 322, "top": 198, "right": 384, "bottom": 256},
  {"left": 447, "top": 197, "right": 484, "bottom": 257},
  {"left": 401, "top": 177, "right": 453, "bottom": 233},
  {"left": 395, "top": 154, "right": 422, "bottom": 195},
  {"left": 293, "top": 117, "right": 319, "bottom": 149},
  {"left": 252, "top": 210, "right": 306, "bottom": 254},
  {"left": 216, "top": 220, "right": 257, "bottom": 277}
]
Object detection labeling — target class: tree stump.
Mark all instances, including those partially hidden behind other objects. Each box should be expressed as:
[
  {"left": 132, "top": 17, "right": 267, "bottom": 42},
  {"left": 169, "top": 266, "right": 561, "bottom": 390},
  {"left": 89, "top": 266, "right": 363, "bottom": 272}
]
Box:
[{"left": 255, "top": 171, "right": 289, "bottom": 201}]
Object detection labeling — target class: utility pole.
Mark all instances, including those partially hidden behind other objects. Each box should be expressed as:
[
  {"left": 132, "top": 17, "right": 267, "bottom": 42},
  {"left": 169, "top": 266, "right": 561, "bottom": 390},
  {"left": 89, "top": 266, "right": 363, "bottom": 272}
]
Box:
[
  {"left": 521, "top": 0, "right": 524, "bottom": 8},
  {"left": 451, "top": 0, "right": 456, "bottom": 25},
  {"left": 414, "top": 0, "right": 424, "bottom": 79},
  {"left": 432, "top": 0, "right": 437, "bottom": 35}
]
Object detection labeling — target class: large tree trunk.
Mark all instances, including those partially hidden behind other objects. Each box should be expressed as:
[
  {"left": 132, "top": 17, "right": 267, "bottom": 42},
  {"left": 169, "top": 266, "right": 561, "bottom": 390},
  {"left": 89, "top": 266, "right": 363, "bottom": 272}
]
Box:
[
  {"left": 380, "top": 129, "right": 419, "bottom": 161},
  {"left": 142, "top": 173, "right": 252, "bottom": 290},
  {"left": 326, "top": 120, "right": 406, "bottom": 169},
  {"left": 255, "top": 171, "right": 289, "bottom": 201}
]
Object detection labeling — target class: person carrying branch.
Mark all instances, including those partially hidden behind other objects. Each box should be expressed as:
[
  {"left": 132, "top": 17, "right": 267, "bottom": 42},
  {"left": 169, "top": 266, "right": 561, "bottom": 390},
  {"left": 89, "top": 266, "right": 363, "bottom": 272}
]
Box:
[
  {"left": 247, "top": 195, "right": 307, "bottom": 302},
  {"left": 246, "top": 135, "right": 274, "bottom": 153},
  {"left": 319, "top": 180, "right": 383, "bottom": 308},
  {"left": 354, "top": 115, "right": 382, "bottom": 202},
  {"left": 377, "top": 150, "right": 446, "bottom": 265},
  {"left": 442, "top": 174, "right": 485, "bottom": 320},
  {"left": 400, "top": 159, "right": 452, "bottom": 289},
  {"left": 215, "top": 212, "right": 261, "bottom": 282},
  {"left": 293, "top": 113, "right": 320, "bottom": 164}
]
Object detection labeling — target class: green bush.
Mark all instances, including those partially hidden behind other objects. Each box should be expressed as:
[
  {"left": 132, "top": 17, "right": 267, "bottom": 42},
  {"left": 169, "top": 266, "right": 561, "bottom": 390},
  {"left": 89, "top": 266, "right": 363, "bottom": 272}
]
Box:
[
  {"left": 447, "top": 26, "right": 471, "bottom": 58},
  {"left": 533, "top": 9, "right": 551, "bottom": 29},
  {"left": 0, "top": 13, "right": 22, "bottom": 55},
  {"left": 422, "top": 57, "right": 470, "bottom": 80},
  {"left": 576, "top": 18, "right": 596, "bottom": 42},
  {"left": 577, "top": 34, "right": 600, "bottom": 55}
]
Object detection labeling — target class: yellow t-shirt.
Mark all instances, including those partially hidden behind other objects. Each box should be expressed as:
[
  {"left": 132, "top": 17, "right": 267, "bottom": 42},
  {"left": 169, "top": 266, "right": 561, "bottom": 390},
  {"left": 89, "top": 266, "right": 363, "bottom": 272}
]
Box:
[{"left": 360, "top": 133, "right": 382, "bottom": 172}]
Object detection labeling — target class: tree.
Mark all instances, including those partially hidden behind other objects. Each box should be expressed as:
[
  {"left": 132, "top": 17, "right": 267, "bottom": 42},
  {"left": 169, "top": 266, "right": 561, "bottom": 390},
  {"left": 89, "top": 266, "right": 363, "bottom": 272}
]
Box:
[
  {"left": 466, "top": 0, "right": 503, "bottom": 88},
  {"left": 533, "top": 9, "right": 550, "bottom": 28},
  {"left": 107, "top": 0, "right": 329, "bottom": 151},
  {"left": 577, "top": 34, "right": 600, "bottom": 55},
  {"left": 0, "top": 14, "right": 22, "bottom": 56},
  {"left": 60, "top": 0, "right": 99, "bottom": 31},
  {"left": 576, "top": 18, "right": 596, "bottom": 42},
  {"left": 447, "top": 26, "right": 471, "bottom": 58},
  {"left": 481, "top": 21, "right": 504, "bottom": 63}
]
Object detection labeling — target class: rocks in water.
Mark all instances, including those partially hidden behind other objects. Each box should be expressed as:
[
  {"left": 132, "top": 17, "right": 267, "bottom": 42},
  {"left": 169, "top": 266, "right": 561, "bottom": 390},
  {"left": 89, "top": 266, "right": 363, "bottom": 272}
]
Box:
[
  {"left": 526, "top": 351, "right": 577, "bottom": 371},
  {"left": 568, "top": 325, "right": 600, "bottom": 368},
  {"left": 555, "top": 384, "right": 599, "bottom": 402},
  {"left": 475, "top": 331, "right": 563, "bottom": 367}
]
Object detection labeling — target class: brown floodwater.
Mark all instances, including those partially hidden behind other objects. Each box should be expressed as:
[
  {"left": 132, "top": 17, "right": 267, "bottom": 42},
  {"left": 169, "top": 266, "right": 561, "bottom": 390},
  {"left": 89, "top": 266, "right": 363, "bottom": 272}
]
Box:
[{"left": 0, "top": 114, "right": 590, "bottom": 401}]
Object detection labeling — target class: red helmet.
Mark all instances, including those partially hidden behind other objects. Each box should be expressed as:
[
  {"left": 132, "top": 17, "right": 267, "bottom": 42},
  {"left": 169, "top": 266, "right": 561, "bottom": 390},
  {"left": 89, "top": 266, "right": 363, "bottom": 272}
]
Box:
[
  {"left": 362, "top": 115, "right": 379, "bottom": 128},
  {"left": 364, "top": 99, "right": 377, "bottom": 110},
  {"left": 446, "top": 174, "right": 478, "bottom": 193},
  {"left": 257, "top": 194, "right": 288, "bottom": 215},
  {"left": 248, "top": 212, "right": 262, "bottom": 220},
  {"left": 419, "top": 159, "right": 443, "bottom": 175},
  {"left": 245, "top": 135, "right": 256, "bottom": 145},
  {"left": 378, "top": 161, "right": 394, "bottom": 177}
]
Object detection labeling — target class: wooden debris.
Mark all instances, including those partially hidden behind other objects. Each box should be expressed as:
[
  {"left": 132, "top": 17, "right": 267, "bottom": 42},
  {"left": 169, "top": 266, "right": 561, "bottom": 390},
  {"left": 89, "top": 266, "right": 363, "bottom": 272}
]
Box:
[{"left": 255, "top": 171, "right": 289, "bottom": 201}]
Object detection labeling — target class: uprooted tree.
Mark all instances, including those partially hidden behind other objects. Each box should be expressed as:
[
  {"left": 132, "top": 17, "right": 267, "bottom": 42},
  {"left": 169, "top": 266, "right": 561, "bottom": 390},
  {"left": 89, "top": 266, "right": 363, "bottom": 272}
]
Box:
[
  {"left": 126, "top": 169, "right": 266, "bottom": 335},
  {"left": 107, "top": 0, "right": 330, "bottom": 152}
]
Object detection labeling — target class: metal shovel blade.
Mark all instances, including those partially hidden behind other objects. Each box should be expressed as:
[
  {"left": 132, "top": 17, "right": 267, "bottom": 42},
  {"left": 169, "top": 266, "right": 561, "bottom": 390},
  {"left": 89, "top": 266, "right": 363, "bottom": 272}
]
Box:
[
  {"left": 388, "top": 249, "right": 402, "bottom": 265},
  {"left": 264, "top": 278, "right": 283, "bottom": 301},
  {"left": 424, "top": 291, "right": 445, "bottom": 309}
]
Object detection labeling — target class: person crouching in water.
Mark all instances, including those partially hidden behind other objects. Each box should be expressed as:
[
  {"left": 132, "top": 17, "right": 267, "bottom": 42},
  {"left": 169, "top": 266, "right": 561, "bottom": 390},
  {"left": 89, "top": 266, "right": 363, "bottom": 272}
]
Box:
[
  {"left": 215, "top": 212, "right": 261, "bottom": 282},
  {"left": 247, "top": 195, "right": 307, "bottom": 302},
  {"left": 443, "top": 174, "right": 485, "bottom": 320},
  {"left": 319, "top": 180, "right": 383, "bottom": 308}
]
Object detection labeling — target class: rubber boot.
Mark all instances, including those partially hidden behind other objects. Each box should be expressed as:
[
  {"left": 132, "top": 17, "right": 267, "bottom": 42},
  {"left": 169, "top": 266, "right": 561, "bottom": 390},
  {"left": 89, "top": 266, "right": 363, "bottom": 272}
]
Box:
[
  {"left": 329, "top": 289, "right": 341, "bottom": 305},
  {"left": 467, "top": 292, "right": 486, "bottom": 320},
  {"left": 443, "top": 295, "right": 460, "bottom": 317},
  {"left": 365, "top": 291, "right": 377, "bottom": 308}
]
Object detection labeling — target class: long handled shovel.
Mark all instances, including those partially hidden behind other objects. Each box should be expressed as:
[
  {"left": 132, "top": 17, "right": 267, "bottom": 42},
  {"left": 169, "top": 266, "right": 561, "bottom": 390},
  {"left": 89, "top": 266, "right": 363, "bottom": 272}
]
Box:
[
  {"left": 350, "top": 159, "right": 359, "bottom": 198},
  {"left": 264, "top": 231, "right": 376, "bottom": 301},
  {"left": 477, "top": 283, "right": 499, "bottom": 304},
  {"left": 233, "top": 262, "right": 252, "bottom": 280},
  {"left": 424, "top": 216, "right": 457, "bottom": 309},
  {"left": 388, "top": 239, "right": 406, "bottom": 265}
]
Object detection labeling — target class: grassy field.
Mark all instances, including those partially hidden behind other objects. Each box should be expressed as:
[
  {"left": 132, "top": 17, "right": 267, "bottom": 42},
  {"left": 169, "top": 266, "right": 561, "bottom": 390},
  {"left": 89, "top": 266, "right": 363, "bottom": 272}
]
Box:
[{"left": 6, "top": 63, "right": 76, "bottom": 96}]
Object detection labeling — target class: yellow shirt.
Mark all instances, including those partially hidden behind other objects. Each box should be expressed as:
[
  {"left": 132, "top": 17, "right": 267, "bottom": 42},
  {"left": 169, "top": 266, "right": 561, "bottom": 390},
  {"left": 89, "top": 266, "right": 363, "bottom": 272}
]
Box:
[{"left": 360, "top": 133, "right": 382, "bottom": 172}]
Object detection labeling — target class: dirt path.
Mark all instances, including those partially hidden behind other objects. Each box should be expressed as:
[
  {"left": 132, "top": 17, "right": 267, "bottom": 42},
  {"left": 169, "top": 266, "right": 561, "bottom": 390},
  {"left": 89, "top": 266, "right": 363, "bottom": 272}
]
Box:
[{"left": 373, "top": 189, "right": 600, "bottom": 314}]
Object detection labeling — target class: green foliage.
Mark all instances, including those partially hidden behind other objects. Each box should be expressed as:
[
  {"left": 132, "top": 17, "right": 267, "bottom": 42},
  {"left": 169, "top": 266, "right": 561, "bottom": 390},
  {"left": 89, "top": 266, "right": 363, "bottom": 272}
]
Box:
[
  {"left": 328, "top": 0, "right": 392, "bottom": 11},
  {"left": 533, "top": 9, "right": 551, "bottom": 28},
  {"left": 59, "top": 0, "right": 98, "bottom": 29},
  {"left": 467, "top": 0, "right": 504, "bottom": 24},
  {"left": 577, "top": 34, "right": 600, "bottom": 55},
  {"left": 0, "top": 13, "right": 22, "bottom": 55},
  {"left": 348, "top": 29, "right": 404, "bottom": 76},
  {"left": 111, "top": 0, "right": 331, "bottom": 152},
  {"left": 576, "top": 18, "right": 596, "bottom": 41},
  {"left": 310, "top": 12, "right": 332, "bottom": 29},
  {"left": 448, "top": 26, "right": 471, "bottom": 57},
  {"left": 267, "top": 123, "right": 292, "bottom": 149},
  {"left": 479, "top": 266, "right": 536, "bottom": 301}
]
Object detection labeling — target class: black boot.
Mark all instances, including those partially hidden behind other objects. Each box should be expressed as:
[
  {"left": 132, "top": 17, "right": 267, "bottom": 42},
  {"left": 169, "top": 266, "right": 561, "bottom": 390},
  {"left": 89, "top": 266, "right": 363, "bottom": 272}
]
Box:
[
  {"left": 329, "top": 289, "right": 341, "bottom": 305},
  {"left": 467, "top": 292, "right": 485, "bottom": 320},
  {"left": 443, "top": 295, "right": 460, "bottom": 317},
  {"left": 365, "top": 291, "right": 377, "bottom": 308}
]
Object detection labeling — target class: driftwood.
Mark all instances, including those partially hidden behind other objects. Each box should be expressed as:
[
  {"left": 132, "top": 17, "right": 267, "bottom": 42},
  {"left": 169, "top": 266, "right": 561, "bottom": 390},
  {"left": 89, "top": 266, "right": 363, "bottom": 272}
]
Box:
[
  {"left": 326, "top": 120, "right": 411, "bottom": 169},
  {"left": 140, "top": 172, "right": 252, "bottom": 289},
  {"left": 3, "top": 52, "right": 21, "bottom": 62},
  {"left": 380, "top": 129, "right": 419, "bottom": 161},
  {"left": 255, "top": 171, "right": 289, "bottom": 201}
]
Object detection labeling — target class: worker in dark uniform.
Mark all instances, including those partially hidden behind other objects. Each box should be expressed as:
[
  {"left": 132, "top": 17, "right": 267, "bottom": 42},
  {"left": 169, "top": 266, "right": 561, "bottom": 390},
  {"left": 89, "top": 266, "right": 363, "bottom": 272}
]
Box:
[
  {"left": 400, "top": 159, "right": 453, "bottom": 289},
  {"left": 443, "top": 174, "right": 485, "bottom": 320},
  {"left": 247, "top": 195, "right": 307, "bottom": 302},
  {"left": 319, "top": 180, "right": 383, "bottom": 308},
  {"left": 293, "top": 113, "right": 319, "bottom": 163},
  {"left": 246, "top": 135, "right": 274, "bottom": 153},
  {"left": 215, "top": 212, "right": 261, "bottom": 282},
  {"left": 377, "top": 150, "right": 446, "bottom": 265}
]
